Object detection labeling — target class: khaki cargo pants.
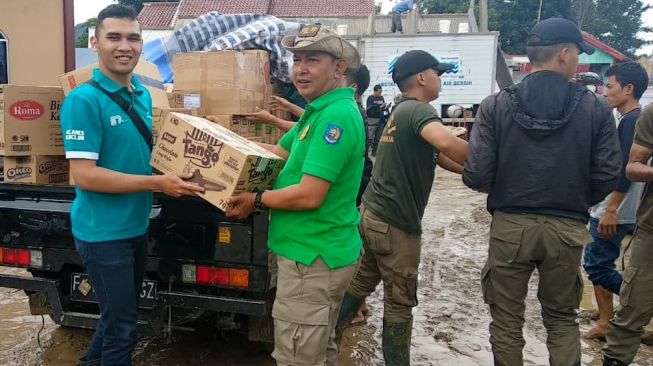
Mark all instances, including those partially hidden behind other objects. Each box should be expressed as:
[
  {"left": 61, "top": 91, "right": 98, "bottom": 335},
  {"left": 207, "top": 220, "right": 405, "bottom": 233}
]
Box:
[
  {"left": 482, "top": 211, "right": 590, "bottom": 366},
  {"left": 604, "top": 229, "right": 653, "bottom": 364},
  {"left": 347, "top": 205, "right": 421, "bottom": 323},
  {"left": 272, "top": 255, "right": 357, "bottom": 366}
]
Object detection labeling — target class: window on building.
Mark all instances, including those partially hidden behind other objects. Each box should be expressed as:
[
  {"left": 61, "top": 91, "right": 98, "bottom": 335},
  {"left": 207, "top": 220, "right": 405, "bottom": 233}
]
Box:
[{"left": 0, "top": 31, "right": 7, "bottom": 84}]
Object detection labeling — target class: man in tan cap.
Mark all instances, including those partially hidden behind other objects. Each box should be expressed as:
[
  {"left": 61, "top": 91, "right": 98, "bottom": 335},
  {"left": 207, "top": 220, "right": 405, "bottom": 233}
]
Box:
[{"left": 226, "top": 25, "right": 365, "bottom": 365}]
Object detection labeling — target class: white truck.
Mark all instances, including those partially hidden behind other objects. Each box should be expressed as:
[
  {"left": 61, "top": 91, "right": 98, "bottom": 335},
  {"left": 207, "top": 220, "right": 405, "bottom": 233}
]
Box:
[{"left": 354, "top": 32, "right": 500, "bottom": 128}]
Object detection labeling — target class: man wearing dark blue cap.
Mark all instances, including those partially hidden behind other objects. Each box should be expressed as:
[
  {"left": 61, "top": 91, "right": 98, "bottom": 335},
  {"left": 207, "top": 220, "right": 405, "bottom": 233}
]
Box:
[
  {"left": 335, "top": 50, "right": 468, "bottom": 365},
  {"left": 463, "top": 17, "right": 621, "bottom": 365}
]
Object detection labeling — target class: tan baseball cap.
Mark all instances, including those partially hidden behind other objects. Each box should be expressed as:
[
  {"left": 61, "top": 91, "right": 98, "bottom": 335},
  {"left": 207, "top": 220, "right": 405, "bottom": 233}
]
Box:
[{"left": 282, "top": 24, "right": 361, "bottom": 69}]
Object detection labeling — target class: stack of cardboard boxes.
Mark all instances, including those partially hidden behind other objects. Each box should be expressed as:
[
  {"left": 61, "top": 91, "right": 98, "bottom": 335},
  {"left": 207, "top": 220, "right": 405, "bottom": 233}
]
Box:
[
  {"left": 2, "top": 52, "right": 287, "bottom": 211},
  {"left": 167, "top": 50, "right": 286, "bottom": 145},
  {"left": 152, "top": 50, "right": 289, "bottom": 210},
  {"left": 0, "top": 85, "right": 69, "bottom": 185}
]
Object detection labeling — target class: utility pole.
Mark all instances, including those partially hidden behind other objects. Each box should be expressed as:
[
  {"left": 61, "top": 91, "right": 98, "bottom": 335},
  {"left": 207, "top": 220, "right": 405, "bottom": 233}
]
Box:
[
  {"left": 537, "top": 0, "right": 544, "bottom": 23},
  {"left": 480, "top": 0, "right": 488, "bottom": 32}
]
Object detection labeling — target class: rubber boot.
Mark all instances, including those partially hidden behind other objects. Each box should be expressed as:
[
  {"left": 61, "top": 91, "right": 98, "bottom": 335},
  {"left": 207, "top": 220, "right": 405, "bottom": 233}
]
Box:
[
  {"left": 382, "top": 319, "right": 412, "bottom": 366},
  {"left": 78, "top": 358, "right": 101, "bottom": 366},
  {"left": 603, "top": 356, "right": 628, "bottom": 366},
  {"left": 335, "top": 292, "right": 364, "bottom": 346}
]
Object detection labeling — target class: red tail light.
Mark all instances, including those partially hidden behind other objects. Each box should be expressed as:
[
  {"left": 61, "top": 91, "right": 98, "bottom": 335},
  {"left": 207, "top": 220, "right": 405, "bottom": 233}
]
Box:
[
  {"left": 1, "top": 248, "right": 30, "bottom": 267},
  {"left": 183, "top": 264, "right": 249, "bottom": 288}
]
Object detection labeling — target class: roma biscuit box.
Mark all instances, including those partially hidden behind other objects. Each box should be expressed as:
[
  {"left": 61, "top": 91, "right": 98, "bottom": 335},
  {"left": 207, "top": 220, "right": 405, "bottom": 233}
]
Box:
[
  {"left": 0, "top": 85, "right": 65, "bottom": 156},
  {"left": 4, "top": 156, "right": 69, "bottom": 185},
  {"left": 151, "top": 112, "right": 285, "bottom": 211}
]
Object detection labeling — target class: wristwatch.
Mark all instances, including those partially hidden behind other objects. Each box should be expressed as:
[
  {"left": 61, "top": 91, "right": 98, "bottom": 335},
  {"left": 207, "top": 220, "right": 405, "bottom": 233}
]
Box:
[{"left": 254, "top": 191, "right": 267, "bottom": 209}]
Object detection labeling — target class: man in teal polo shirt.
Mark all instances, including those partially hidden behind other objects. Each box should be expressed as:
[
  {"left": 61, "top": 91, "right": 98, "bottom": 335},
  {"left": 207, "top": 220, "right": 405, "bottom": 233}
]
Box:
[
  {"left": 60, "top": 5, "right": 202, "bottom": 366},
  {"left": 227, "top": 25, "right": 364, "bottom": 366}
]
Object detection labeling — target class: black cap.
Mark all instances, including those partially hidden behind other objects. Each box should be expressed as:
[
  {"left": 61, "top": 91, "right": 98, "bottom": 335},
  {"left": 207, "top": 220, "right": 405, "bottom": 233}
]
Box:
[
  {"left": 392, "top": 50, "right": 454, "bottom": 84},
  {"left": 527, "top": 17, "right": 594, "bottom": 55}
]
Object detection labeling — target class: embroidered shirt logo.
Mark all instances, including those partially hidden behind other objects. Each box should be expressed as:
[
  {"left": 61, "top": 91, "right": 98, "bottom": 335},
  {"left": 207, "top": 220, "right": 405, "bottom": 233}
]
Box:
[
  {"left": 110, "top": 115, "right": 124, "bottom": 126},
  {"left": 65, "top": 129, "right": 85, "bottom": 141},
  {"left": 323, "top": 124, "right": 343, "bottom": 144}
]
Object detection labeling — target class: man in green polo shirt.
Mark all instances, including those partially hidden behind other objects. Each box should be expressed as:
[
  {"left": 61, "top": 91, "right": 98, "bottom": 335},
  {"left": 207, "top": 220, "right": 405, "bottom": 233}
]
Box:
[
  {"left": 61, "top": 5, "right": 202, "bottom": 365},
  {"left": 226, "top": 25, "right": 364, "bottom": 366}
]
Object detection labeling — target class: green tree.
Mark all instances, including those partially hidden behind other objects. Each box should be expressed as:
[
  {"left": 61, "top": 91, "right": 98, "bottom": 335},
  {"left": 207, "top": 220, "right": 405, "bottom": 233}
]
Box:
[
  {"left": 420, "top": 0, "right": 651, "bottom": 57},
  {"left": 578, "top": 0, "right": 652, "bottom": 58},
  {"left": 375, "top": 2, "right": 382, "bottom": 14},
  {"left": 117, "top": 0, "right": 175, "bottom": 14},
  {"left": 488, "top": 0, "right": 574, "bottom": 53},
  {"left": 75, "top": 17, "right": 97, "bottom": 48},
  {"left": 418, "top": 0, "right": 469, "bottom": 13}
]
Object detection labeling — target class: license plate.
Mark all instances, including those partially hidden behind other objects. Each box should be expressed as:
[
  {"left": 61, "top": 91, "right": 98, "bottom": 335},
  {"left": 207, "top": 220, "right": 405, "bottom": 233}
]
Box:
[{"left": 70, "top": 273, "right": 157, "bottom": 309}]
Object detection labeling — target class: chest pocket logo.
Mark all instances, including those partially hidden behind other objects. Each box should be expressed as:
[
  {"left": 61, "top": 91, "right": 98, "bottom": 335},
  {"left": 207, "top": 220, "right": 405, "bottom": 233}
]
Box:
[{"left": 110, "top": 114, "right": 125, "bottom": 127}]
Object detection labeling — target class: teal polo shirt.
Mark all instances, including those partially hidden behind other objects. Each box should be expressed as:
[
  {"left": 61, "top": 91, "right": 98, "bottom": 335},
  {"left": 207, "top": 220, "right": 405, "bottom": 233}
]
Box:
[
  {"left": 268, "top": 87, "right": 365, "bottom": 269},
  {"left": 60, "top": 69, "right": 153, "bottom": 242}
]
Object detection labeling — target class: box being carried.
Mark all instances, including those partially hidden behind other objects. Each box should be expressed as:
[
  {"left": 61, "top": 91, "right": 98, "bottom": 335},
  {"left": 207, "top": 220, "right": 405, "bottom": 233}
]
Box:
[
  {"left": 152, "top": 107, "right": 199, "bottom": 143},
  {"left": 0, "top": 85, "right": 65, "bottom": 156},
  {"left": 4, "top": 156, "right": 69, "bottom": 185},
  {"left": 173, "top": 51, "right": 270, "bottom": 115},
  {"left": 59, "top": 60, "right": 170, "bottom": 108},
  {"left": 151, "top": 112, "right": 284, "bottom": 211}
]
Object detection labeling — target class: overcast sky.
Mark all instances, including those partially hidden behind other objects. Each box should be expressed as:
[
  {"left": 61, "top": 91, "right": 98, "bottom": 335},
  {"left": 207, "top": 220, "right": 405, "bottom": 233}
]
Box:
[{"left": 75, "top": 0, "right": 653, "bottom": 55}]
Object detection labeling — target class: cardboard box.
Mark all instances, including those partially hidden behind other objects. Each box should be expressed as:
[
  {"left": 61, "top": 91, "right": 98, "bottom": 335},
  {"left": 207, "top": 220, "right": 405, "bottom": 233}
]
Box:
[
  {"left": 173, "top": 51, "right": 270, "bottom": 115},
  {"left": 0, "top": 85, "right": 65, "bottom": 156},
  {"left": 168, "top": 92, "right": 201, "bottom": 110},
  {"left": 205, "top": 115, "right": 256, "bottom": 137},
  {"left": 4, "top": 156, "right": 69, "bottom": 185},
  {"left": 59, "top": 60, "right": 170, "bottom": 108},
  {"left": 152, "top": 107, "right": 199, "bottom": 143},
  {"left": 151, "top": 112, "right": 284, "bottom": 211}
]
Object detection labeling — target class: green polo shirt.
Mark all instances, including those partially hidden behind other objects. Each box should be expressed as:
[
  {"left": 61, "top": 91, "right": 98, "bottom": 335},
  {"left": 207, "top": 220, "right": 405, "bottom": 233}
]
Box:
[
  {"left": 268, "top": 88, "right": 365, "bottom": 269},
  {"left": 60, "top": 69, "right": 153, "bottom": 242}
]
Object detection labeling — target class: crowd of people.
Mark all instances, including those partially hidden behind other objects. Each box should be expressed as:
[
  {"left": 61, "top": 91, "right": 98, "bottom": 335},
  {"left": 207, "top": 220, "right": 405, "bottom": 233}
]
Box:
[{"left": 61, "top": 3, "right": 653, "bottom": 366}]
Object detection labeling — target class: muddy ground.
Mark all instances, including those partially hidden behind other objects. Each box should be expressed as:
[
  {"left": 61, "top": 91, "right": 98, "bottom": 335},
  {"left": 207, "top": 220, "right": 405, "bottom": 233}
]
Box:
[{"left": 1, "top": 170, "right": 652, "bottom": 365}]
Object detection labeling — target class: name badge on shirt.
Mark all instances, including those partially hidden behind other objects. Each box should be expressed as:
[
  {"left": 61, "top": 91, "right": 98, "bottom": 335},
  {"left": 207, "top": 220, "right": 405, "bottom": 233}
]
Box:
[{"left": 299, "top": 125, "right": 310, "bottom": 141}]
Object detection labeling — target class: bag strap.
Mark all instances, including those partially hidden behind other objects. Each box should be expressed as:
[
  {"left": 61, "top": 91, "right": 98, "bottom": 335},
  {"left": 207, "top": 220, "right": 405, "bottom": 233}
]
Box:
[{"left": 85, "top": 80, "right": 153, "bottom": 151}]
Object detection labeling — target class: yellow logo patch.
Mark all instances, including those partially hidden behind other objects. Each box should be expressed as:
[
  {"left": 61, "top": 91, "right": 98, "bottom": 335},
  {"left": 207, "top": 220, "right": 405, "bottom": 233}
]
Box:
[
  {"left": 299, "top": 125, "right": 310, "bottom": 141},
  {"left": 299, "top": 25, "right": 321, "bottom": 37}
]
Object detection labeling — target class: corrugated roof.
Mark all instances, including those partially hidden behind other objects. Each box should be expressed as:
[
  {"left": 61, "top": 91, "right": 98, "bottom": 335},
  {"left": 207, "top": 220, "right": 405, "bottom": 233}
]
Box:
[
  {"left": 139, "top": 1, "right": 469, "bottom": 34},
  {"left": 176, "top": 0, "right": 373, "bottom": 18},
  {"left": 582, "top": 32, "right": 629, "bottom": 62},
  {"left": 270, "top": 0, "right": 374, "bottom": 17},
  {"left": 138, "top": 2, "right": 179, "bottom": 30},
  {"left": 178, "top": 0, "right": 269, "bottom": 18}
]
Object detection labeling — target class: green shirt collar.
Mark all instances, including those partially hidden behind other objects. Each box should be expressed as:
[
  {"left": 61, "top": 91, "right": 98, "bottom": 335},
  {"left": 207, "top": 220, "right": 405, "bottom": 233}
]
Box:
[
  {"left": 91, "top": 68, "right": 145, "bottom": 95},
  {"left": 306, "top": 87, "right": 355, "bottom": 113}
]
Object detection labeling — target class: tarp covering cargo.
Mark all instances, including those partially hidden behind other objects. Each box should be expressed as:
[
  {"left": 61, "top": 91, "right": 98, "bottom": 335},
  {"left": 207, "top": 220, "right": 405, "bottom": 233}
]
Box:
[{"left": 143, "top": 12, "right": 301, "bottom": 84}]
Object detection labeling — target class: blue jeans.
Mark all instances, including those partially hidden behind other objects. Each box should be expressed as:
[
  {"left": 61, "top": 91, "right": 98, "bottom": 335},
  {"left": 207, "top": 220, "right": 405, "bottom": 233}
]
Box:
[
  {"left": 75, "top": 234, "right": 148, "bottom": 366},
  {"left": 583, "top": 218, "right": 634, "bottom": 294}
]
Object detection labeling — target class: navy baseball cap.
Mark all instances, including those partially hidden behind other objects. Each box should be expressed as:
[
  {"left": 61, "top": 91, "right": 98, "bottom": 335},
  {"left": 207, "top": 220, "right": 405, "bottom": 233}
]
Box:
[
  {"left": 392, "top": 50, "right": 454, "bottom": 84},
  {"left": 527, "top": 17, "right": 595, "bottom": 55}
]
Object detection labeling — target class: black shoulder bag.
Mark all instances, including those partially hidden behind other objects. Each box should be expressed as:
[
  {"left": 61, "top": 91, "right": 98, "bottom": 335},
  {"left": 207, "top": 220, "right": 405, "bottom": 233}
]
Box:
[{"left": 85, "top": 80, "right": 153, "bottom": 151}]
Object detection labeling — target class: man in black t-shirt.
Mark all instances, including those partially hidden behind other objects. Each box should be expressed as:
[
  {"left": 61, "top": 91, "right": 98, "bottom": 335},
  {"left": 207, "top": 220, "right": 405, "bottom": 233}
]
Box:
[{"left": 366, "top": 85, "right": 386, "bottom": 147}]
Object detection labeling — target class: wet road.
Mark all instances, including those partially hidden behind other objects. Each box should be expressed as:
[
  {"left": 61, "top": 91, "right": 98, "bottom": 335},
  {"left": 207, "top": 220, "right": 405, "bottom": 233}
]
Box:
[{"left": 1, "top": 170, "right": 652, "bottom": 365}]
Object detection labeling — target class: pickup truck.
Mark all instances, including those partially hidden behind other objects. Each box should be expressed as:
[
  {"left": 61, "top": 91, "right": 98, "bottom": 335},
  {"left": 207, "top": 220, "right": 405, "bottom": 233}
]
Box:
[{"left": 0, "top": 183, "right": 275, "bottom": 345}]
